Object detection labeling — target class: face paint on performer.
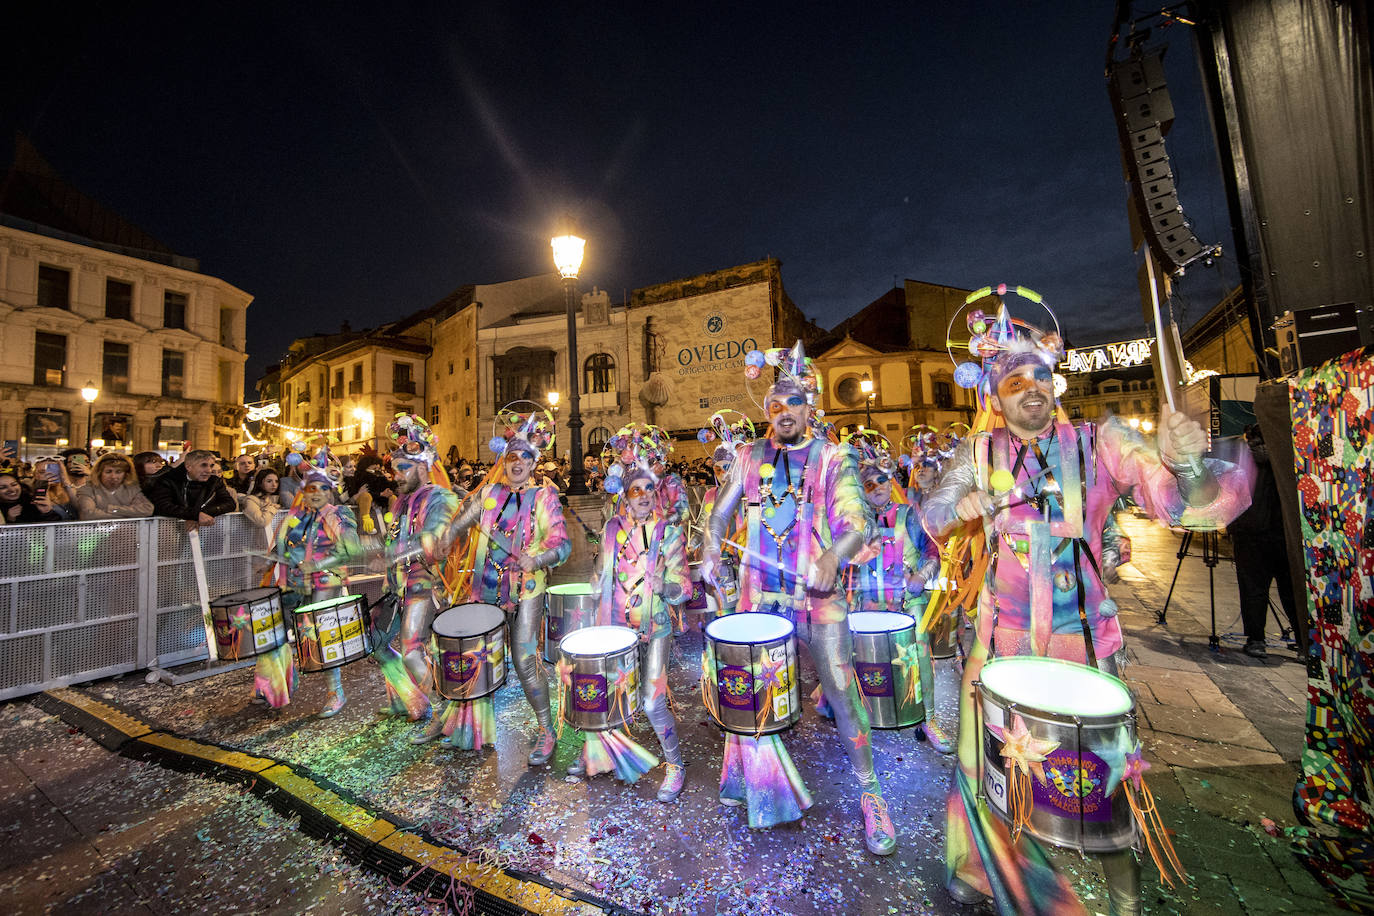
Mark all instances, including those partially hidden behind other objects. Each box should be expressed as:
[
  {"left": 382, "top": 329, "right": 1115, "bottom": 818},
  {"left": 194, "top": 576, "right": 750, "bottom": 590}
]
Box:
[
  {"left": 862, "top": 472, "right": 895, "bottom": 509},
  {"left": 766, "top": 392, "right": 810, "bottom": 445},
  {"left": 392, "top": 457, "right": 426, "bottom": 495},
  {"left": 991, "top": 363, "right": 1055, "bottom": 439},
  {"left": 915, "top": 465, "right": 937, "bottom": 492},
  {"left": 713, "top": 459, "right": 732, "bottom": 485},
  {"left": 302, "top": 480, "right": 330, "bottom": 509},
  {"left": 624, "top": 476, "right": 655, "bottom": 521},
  {"left": 503, "top": 449, "right": 535, "bottom": 486}
]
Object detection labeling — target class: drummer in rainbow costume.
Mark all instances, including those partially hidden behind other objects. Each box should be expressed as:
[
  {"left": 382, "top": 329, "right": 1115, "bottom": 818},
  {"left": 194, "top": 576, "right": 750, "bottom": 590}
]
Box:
[
  {"left": 702, "top": 341, "right": 897, "bottom": 856},
  {"left": 603, "top": 424, "right": 688, "bottom": 526},
  {"left": 571, "top": 452, "right": 690, "bottom": 800},
  {"left": 844, "top": 432, "right": 949, "bottom": 752},
  {"left": 436, "top": 404, "right": 569, "bottom": 761},
  {"left": 922, "top": 287, "right": 1253, "bottom": 915},
  {"left": 372, "top": 414, "right": 461, "bottom": 724},
  {"left": 692, "top": 411, "right": 752, "bottom": 607},
  {"left": 268, "top": 448, "right": 363, "bottom": 716}
]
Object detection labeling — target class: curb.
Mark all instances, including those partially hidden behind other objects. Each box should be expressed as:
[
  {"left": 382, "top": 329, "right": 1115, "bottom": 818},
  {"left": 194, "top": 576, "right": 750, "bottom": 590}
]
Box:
[{"left": 34, "top": 688, "right": 628, "bottom": 916}]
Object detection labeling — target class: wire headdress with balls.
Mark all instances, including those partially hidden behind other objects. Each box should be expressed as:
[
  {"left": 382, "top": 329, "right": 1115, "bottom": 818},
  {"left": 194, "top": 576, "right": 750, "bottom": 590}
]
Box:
[
  {"left": 948, "top": 284, "right": 1065, "bottom": 411},
  {"left": 488, "top": 401, "right": 556, "bottom": 459},
  {"left": 600, "top": 423, "right": 672, "bottom": 496},
  {"left": 697, "top": 409, "right": 757, "bottom": 465}
]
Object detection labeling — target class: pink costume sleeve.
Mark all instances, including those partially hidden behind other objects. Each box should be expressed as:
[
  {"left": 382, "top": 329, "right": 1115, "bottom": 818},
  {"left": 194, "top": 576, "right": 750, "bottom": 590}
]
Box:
[
  {"left": 822, "top": 442, "right": 870, "bottom": 557},
  {"left": 531, "top": 485, "right": 571, "bottom": 567},
  {"left": 1096, "top": 419, "right": 1254, "bottom": 531},
  {"left": 661, "top": 520, "right": 690, "bottom": 604}
]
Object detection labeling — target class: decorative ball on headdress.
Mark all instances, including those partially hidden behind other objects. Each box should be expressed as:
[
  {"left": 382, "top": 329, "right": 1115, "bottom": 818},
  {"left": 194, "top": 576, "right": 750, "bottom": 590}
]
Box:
[
  {"left": 954, "top": 361, "right": 983, "bottom": 389},
  {"left": 488, "top": 436, "right": 508, "bottom": 456},
  {"left": 286, "top": 452, "right": 302, "bottom": 467},
  {"left": 745, "top": 350, "right": 765, "bottom": 369}
]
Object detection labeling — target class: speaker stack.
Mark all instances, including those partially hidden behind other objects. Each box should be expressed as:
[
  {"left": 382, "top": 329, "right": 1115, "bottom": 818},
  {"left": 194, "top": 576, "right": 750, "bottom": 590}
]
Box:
[{"left": 1109, "top": 51, "right": 1213, "bottom": 275}]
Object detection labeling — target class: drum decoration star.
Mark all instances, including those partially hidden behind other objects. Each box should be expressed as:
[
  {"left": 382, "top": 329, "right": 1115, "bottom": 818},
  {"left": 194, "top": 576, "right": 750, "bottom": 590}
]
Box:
[
  {"left": 755, "top": 654, "right": 786, "bottom": 691},
  {"left": 1099, "top": 726, "right": 1138, "bottom": 796},
  {"left": 231, "top": 606, "right": 252, "bottom": 629},
  {"left": 890, "top": 642, "right": 922, "bottom": 707},
  {"left": 994, "top": 714, "right": 1058, "bottom": 784}
]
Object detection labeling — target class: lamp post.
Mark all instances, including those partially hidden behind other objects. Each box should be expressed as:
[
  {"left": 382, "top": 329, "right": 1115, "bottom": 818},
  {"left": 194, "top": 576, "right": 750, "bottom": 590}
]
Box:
[
  {"left": 80, "top": 381, "right": 99, "bottom": 454},
  {"left": 551, "top": 234, "right": 588, "bottom": 495},
  {"left": 860, "top": 373, "right": 875, "bottom": 429}
]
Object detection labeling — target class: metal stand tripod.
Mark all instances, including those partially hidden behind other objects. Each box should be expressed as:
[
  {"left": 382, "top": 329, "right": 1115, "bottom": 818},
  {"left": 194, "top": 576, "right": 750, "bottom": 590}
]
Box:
[{"left": 1158, "top": 529, "right": 1224, "bottom": 651}]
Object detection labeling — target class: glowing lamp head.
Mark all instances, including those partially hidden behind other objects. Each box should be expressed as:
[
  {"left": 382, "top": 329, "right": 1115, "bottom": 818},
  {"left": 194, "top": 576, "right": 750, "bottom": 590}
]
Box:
[
  {"left": 547, "top": 391, "right": 560, "bottom": 408},
  {"left": 80, "top": 382, "right": 99, "bottom": 403},
  {"left": 859, "top": 374, "right": 873, "bottom": 395},
  {"left": 352, "top": 406, "right": 372, "bottom": 422},
  {"left": 550, "top": 234, "right": 586, "bottom": 279}
]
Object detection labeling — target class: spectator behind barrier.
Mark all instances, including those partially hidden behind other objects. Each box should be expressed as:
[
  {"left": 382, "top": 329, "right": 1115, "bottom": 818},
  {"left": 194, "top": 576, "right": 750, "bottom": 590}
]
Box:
[
  {"left": 148, "top": 448, "right": 239, "bottom": 529},
  {"left": 227, "top": 453, "right": 256, "bottom": 496},
  {"left": 133, "top": 451, "right": 169, "bottom": 491},
  {"left": 0, "top": 471, "right": 65, "bottom": 524},
  {"left": 75, "top": 453, "right": 155, "bottom": 520},
  {"left": 240, "top": 467, "right": 284, "bottom": 527}
]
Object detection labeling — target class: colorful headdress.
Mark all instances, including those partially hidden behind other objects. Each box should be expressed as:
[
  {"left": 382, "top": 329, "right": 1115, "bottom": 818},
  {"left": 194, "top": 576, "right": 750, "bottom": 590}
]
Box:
[
  {"left": 744, "top": 340, "right": 823, "bottom": 406},
  {"left": 388, "top": 412, "right": 440, "bottom": 465},
  {"left": 697, "top": 409, "right": 756, "bottom": 465},
  {"left": 301, "top": 446, "right": 343, "bottom": 492},
  {"left": 488, "top": 402, "right": 556, "bottom": 459},
  {"left": 601, "top": 423, "right": 671, "bottom": 496},
  {"left": 949, "top": 284, "right": 1064, "bottom": 410},
  {"left": 845, "top": 430, "right": 898, "bottom": 480}
]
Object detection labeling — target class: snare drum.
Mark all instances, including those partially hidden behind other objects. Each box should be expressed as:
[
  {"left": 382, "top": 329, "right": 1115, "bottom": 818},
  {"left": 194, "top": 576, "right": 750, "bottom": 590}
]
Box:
[
  {"left": 210, "top": 587, "right": 287, "bottom": 659},
  {"left": 977, "top": 656, "right": 1138, "bottom": 853},
  {"left": 293, "top": 594, "right": 373, "bottom": 673},
  {"left": 544, "top": 583, "right": 597, "bottom": 663},
  {"left": 686, "top": 562, "right": 711, "bottom": 613},
  {"left": 849, "top": 610, "right": 923, "bottom": 729},
  {"left": 703, "top": 613, "right": 800, "bottom": 736},
  {"left": 433, "top": 603, "right": 507, "bottom": 701},
  {"left": 687, "top": 560, "right": 739, "bottom": 618},
  {"left": 558, "top": 626, "right": 639, "bottom": 731}
]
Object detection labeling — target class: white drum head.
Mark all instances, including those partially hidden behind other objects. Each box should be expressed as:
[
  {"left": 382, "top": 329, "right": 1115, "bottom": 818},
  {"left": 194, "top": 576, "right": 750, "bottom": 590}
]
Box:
[
  {"left": 297, "top": 594, "right": 358, "bottom": 615},
  {"left": 707, "top": 612, "right": 793, "bottom": 644},
  {"left": 433, "top": 603, "right": 505, "bottom": 638},
  {"left": 216, "top": 586, "right": 279, "bottom": 606},
  {"left": 560, "top": 625, "right": 637, "bottom": 656},
  {"left": 547, "top": 582, "right": 594, "bottom": 597},
  {"left": 981, "top": 657, "right": 1133, "bottom": 717},
  {"left": 848, "top": 611, "right": 915, "bottom": 634}
]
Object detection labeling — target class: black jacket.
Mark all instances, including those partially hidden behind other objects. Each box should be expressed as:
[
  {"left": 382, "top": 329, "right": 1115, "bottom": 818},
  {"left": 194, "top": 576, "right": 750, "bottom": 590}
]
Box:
[{"left": 148, "top": 465, "right": 240, "bottom": 521}]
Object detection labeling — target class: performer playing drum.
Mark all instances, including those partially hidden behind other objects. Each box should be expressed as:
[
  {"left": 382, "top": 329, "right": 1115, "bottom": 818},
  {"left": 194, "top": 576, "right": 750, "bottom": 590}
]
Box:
[
  {"left": 702, "top": 341, "right": 897, "bottom": 856},
  {"left": 573, "top": 453, "right": 689, "bottom": 801},
  {"left": 435, "top": 404, "right": 569, "bottom": 761},
  {"left": 268, "top": 448, "right": 362, "bottom": 716},
  {"left": 844, "top": 432, "right": 948, "bottom": 751},
  {"left": 371, "top": 414, "right": 460, "bottom": 724},
  {"left": 922, "top": 288, "right": 1253, "bottom": 914}
]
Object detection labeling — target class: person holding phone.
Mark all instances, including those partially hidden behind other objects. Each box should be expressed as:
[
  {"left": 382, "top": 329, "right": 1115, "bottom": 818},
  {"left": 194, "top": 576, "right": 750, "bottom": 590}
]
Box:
[{"left": 0, "top": 471, "right": 64, "bottom": 524}]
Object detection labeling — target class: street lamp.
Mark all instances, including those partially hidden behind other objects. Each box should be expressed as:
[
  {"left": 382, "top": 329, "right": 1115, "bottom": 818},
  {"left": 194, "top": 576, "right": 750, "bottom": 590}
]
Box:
[
  {"left": 859, "top": 373, "right": 875, "bottom": 428},
  {"left": 547, "top": 390, "right": 560, "bottom": 412},
  {"left": 551, "top": 233, "right": 588, "bottom": 495},
  {"left": 80, "top": 381, "right": 99, "bottom": 453},
  {"left": 351, "top": 406, "right": 372, "bottom": 445}
]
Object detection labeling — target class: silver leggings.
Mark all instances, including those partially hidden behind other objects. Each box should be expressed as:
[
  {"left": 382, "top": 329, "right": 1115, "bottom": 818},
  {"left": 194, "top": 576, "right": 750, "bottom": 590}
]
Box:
[
  {"left": 508, "top": 594, "right": 554, "bottom": 736},
  {"left": 400, "top": 592, "right": 438, "bottom": 693},
  {"left": 796, "top": 616, "right": 879, "bottom": 792},
  {"left": 640, "top": 635, "right": 682, "bottom": 766}
]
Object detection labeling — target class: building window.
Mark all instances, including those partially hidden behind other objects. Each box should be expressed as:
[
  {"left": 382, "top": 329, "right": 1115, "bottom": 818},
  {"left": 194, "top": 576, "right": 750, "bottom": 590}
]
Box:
[
  {"left": 219, "top": 307, "right": 236, "bottom": 348},
  {"left": 37, "top": 265, "right": 70, "bottom": 310},
  {"left": 430, "top": 405, "right": 440, "bottom": 425},
  {"left": 34, "top": 332, "right": 67, "bottom": 387},
  {"left": 25, "top": 408, "right": 70, "bottom": 446},
  {"left": 1106, "top": 402, "right": 1121, "bottom": 415},
  {"left": 349, "top": 363, "right": 363, "bottom": 395},
  {"left": 105, "top": 279, "right": 133, "bottom": 320},
  {"left": 394, "top": 362, "right": 415, "bottom": 394},
  {"left": 163, "top": 290, "right": 188, "bottom": 329},
  {"left": 465, "top": 405, "right": 471, "bottom": 417},
  {"left": 584, "top": 353, "right": 616, "bottom": 393},
  {"left": 588, "top": 426, "right": 612, "bottom": 452},
  {"left": 162, "top": 350, "right": 186, "bottom": 398},
  {"left": 835, "top": 375, "right": 865, "bottom": 407},
  {"left": 96, "top": 412, "right": 132, "bottom": 445},
  {"left": 103, "top": 341, "right": 130, "bottom": 394},
  {"left": 492, "top": 347, "right": 554, "bottom": 407},
  {"left": 154, "top": 417, "right": 187, "bottom": 448},
  {"left": 332, "top": 369, "right": 344, "bottom": 399},
  {"left": 933, "top": 379, "right": 954, "bottom": 409},
  {"left": 464, "top": 358, "right": 470, "bottom": 370},
  {"left": 448, "top": 361, "right": 454, "bottom": 375}
]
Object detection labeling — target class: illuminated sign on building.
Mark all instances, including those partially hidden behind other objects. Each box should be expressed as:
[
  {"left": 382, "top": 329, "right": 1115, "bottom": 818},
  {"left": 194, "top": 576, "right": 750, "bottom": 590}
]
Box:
[{"left": 1060, "top": 337, "right": 1156, "bottom": 374}]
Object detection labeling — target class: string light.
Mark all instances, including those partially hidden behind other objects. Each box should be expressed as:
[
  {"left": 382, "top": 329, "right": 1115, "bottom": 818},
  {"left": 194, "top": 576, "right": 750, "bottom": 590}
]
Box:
[{"left": 256, "top": 416, "right": 362, "bottom": 436}]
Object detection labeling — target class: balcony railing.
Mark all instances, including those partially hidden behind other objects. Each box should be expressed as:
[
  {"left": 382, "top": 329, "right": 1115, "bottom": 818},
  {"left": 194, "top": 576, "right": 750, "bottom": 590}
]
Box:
[
  {"left": 296, "top": 390, "right": 311, "bottom": 404},
  {"left": 348, "top": 380, "right": 362, "bottom": 395},
  {"left": 395, "top": 380, "right": 417, "bottom": 395},
  {"left": 330, "top": 386, "right": 343, "bottom": 399}
]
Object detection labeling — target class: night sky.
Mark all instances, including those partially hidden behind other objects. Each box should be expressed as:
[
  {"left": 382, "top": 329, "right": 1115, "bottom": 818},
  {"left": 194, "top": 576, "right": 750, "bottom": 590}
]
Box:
[{"left": 3, "top": 2, "right": 1241, "bottom": 385}]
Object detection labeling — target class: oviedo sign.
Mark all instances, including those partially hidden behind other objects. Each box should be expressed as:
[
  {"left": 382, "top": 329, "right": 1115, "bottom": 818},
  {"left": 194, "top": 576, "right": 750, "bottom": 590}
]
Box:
[
  {"left": 676, "top": 313, "right": 758, "bottom": 376},
  {"left": 1060, "top": 337, "right": 1156, "bottom": 374}
]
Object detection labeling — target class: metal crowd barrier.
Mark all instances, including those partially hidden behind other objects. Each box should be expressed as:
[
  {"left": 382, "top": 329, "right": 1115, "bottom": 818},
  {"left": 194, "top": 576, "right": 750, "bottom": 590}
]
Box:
[{"left": 0, "top": 513, "right": 268, "bottom": 701}]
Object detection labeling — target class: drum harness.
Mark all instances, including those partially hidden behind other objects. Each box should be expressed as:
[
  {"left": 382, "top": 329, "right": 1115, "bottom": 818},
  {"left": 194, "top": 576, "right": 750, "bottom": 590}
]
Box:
[{"left": 985, "top": 423, "right": 1104, "bottom": 670}]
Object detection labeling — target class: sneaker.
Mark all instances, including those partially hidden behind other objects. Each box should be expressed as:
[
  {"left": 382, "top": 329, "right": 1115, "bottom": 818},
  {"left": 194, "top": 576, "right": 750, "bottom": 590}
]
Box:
[
  {"left": 718, "top": 794, "right": 743, "bottom": 807},
  {"left": 317, "top": 692, "right": 346, "bottom": 719},
  {"left": 1243, "top": 639, "right": 1268, "bottom": 659},
  {"left": 567, "top": 757, "right": 587, "bottom": 777},
  {"left": 946, "top": 876, "right": 990, "bottom": 905},
  {"left": 409, "top": 713, "right": 444, "bottom": 745},
  {"left": 921, "top": 719, "right": 954, "bottom": 755},
  {"left": 861, "top": 792, "right": 897, "bottom": 856},
  {"left": 378, "top": 699, "right": 407, "bottom": 716},
  {"left": 657, "top": 764, "right": 686, "bottom": 802},
  {"left": 527, "top": 731, "right": 556, "bottom": 766}
]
